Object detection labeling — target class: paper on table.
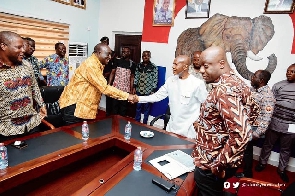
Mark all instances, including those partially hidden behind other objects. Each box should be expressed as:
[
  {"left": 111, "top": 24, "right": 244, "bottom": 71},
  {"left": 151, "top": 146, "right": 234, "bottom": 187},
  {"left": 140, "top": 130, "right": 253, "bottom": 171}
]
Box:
[
  {"left": 287, "top": 124, "right": 295, "bottom": 133},
  {"left": 149, "top": 150, "right": 194, "bottom": 180}
]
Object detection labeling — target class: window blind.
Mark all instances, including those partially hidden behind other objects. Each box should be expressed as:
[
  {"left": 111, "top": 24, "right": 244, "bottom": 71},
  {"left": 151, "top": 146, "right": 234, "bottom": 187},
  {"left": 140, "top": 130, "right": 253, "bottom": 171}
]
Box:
[{"left": 0, "top": 12, "right": 69, "bottom": 60}]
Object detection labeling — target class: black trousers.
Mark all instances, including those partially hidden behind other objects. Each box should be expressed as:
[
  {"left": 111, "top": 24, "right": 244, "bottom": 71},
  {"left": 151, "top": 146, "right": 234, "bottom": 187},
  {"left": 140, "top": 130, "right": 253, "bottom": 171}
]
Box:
[
  {"left": 112, "top": 99, "right": 128, "bottom": 117},
  {"left": 194, "top": 167, "right": 238, "bottom": 196},
  {"left": 242, "top": 140, "right": 254, "bottom": 177},
  {"left": 105, "top": 96, "right": 113, "bottom": 116},
  {"left": 61, "top": 104, "right": 85, "bottom": 125}
]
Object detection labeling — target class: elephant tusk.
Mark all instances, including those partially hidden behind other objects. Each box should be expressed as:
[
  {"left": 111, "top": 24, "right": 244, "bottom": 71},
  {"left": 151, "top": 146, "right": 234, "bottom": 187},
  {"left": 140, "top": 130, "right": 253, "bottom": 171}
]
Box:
[{"left": 247, "top": 51, "right": 263, "bottom": 61}]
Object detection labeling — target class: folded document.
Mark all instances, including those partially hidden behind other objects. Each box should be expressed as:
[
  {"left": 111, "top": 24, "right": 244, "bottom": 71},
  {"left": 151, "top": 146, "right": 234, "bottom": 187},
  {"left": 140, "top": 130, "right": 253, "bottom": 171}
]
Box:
[{"left": 149, "top": 150, "right": 195, "bottom": 180}]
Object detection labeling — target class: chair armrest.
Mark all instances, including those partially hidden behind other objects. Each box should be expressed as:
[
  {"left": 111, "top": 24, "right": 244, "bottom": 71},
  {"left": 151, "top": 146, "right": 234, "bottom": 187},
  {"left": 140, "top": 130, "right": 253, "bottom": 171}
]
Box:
[
  {"left": 41, "top": 119, "right": 55, "bottom": 130},
  {"left": 149, "top": 114, "right": 165, "bottom": 127}
]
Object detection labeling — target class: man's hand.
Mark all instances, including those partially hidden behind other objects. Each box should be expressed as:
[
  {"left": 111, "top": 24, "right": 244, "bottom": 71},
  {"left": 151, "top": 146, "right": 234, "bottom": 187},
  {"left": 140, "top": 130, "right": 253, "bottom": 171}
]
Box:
[
  {"left": 252, "top": 131, "right": 260, "bottom": 140},
  {"left": 40, "top": 106, "right": 47, "bottom": 119},
  {"left": 127, "top": 94, "right": 139, "bottom": 103},
  {"left": 211, "top": 167, "right": 225, "bottom": 178}
]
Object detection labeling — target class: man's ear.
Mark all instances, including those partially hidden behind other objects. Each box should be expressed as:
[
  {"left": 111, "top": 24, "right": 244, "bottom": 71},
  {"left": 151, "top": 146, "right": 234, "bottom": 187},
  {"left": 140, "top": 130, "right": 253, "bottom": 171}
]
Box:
[
  {"left": 219, "top": 60, "right": 225, "bottom": 69},
  {"left": 183, "top": 64, "right": 189, "bottom": 70},
  {"left": 0, "top": 43, "right": 7, "bottom": 51}
]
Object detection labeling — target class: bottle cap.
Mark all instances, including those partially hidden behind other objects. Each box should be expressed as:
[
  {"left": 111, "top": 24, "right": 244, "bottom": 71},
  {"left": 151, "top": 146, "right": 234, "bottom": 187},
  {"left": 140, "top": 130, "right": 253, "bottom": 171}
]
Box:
[
  {"left": 128, "top": 121, "right": 130, "bottom": 124},
  {"left": 137, "top": 146, "right": 141, "bottom": 150},
  {"left": 0, "top": 143, "right": 4, "bottom": 145},
  {"left": 83, "top": 121, "right": 87, "bottom": 123}
]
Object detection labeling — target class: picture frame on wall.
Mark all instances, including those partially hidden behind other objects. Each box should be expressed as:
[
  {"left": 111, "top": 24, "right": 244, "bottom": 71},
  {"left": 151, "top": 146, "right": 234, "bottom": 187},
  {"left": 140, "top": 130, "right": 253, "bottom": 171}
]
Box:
[
  {"left": 71, "top": 0, "right": 86, "bottom": 9},
  {"left": 185, "top": 0, "right": 211, "bottom": 19},
  {"left": 153, "top": 0, "right": 176, "bottom": 26},
  {"left": 264, "top": 0, "right": 295, "bottom": 14},
  {"left": 52, "top": 0, "right": 71, "bottom": 5}
]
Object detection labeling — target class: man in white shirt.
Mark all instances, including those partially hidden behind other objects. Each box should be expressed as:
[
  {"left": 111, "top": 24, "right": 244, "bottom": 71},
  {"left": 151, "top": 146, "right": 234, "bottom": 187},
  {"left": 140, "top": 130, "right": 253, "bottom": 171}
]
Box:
[{"left": 133, "top": 55, "right": 208, "bottom": 138}]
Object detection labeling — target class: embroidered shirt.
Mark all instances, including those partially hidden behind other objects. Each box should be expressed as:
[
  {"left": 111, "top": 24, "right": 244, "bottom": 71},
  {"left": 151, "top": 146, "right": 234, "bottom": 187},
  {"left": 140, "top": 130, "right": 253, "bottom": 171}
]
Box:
[
  {"left": 39, "top": 54, "right": 69, "bottom": 86},
  {"left": 250, "top": 85, "right": 276, "bottom": 138},
  {"left": 192, "top": 72, "right": 254, "bottom": 171},
  {"left": 134, "top": 61, "right": 158, "bottom": 95},
  {"left": 0, "top": 60, "right": 44, "bottom": 136},
  {"left": 23, "top": 55, "right": 42, "bottom": 81},
  {"left": 268, "top": 80, "right": 295, "bottom": 133},
  {"left": 59, "top": 54, "right": 129, "bottom": 119},
  {"left": 112, "top": 58, "right": 136, "bottom": 93}
]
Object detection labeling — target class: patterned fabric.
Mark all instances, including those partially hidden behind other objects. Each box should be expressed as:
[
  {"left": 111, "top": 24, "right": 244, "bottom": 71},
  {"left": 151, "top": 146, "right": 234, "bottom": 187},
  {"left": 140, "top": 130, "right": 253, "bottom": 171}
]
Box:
[
  {"left": 268, "top": 80, "right": 295, "bottom": 133},
  {"left": 39, "top": 54, "right": 69, "bottom": 86},
  {"left": 0, "top": 60, "right": 44, "bottom": 136},
  {"left": 23, "top": 55, "right": 42, "bottom": 81},
  {"left": 112, "top": 58, "right": 136, "bottom": 93},
  {"left": 192, "top": 71, "right": 255, "bottom": 171},
  {"left": 59, "top": 54, "right": 129, "bottom": 119},
  {"left": 46, "top": 101, "right": 60, "bottom": 115},
  {"left": 250, "top": 85, "right": 276, "bottom": 138},
  {"left": 134, "top": 62, "right": 158, "bottom": 95}
]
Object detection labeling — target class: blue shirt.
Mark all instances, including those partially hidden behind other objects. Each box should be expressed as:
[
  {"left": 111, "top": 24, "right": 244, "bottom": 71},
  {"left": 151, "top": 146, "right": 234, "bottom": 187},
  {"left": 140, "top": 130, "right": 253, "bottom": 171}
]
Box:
[{"left": 39, "top": 54, "right": 69, "bottom": 86}]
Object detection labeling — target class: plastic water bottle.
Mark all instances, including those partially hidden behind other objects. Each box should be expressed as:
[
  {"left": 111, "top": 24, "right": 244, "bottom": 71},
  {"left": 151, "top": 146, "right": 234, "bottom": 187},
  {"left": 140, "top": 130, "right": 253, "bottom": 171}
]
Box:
[
  {"left": 133, "top": 147, "right": 142, "bottom": 171},
  {"left": 0, "top": 143, "right": 8, "bottom": 169},
  {"left": 124, "top": 121, "right": 132, "bottom": 141},
  {"left": 82, "top": 121, "right": 89, "bottom": 140}
]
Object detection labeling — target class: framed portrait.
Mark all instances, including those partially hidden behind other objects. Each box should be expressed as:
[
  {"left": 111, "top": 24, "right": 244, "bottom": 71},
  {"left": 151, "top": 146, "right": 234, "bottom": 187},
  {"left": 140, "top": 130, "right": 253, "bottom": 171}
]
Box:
[
  {"left": 185, "top": 0, "right": 211, "bottom": 19},
  {"left": 71, "top": 0, "right": 86, "bottom": 9},
  {"left": 52, "top": 0, "right": 71, "bottom": 5},
  {"left": 264, "top": 0, "right": 295, "bottom": 14},
  {"left": 153, "top": 0, "right": 176, "bottom": 26}
]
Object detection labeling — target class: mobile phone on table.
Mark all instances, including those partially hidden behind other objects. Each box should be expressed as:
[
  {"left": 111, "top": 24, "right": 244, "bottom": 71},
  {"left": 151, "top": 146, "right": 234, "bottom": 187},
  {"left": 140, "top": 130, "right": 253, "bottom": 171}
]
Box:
[{"left": 11, "top": 141, "right": 28, "bottom": 149}]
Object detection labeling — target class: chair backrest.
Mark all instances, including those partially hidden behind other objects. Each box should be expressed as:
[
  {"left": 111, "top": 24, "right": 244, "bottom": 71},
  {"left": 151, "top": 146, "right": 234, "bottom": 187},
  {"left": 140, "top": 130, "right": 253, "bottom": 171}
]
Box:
[
  {"left": 40, "top": 86, "right": 64, "bottom": 104},
  {"left": 163, "top": 106, "right": 171, "bottom": 130},
  {"left": 39, "top": 86, "right": 65, "bottom": 130}
]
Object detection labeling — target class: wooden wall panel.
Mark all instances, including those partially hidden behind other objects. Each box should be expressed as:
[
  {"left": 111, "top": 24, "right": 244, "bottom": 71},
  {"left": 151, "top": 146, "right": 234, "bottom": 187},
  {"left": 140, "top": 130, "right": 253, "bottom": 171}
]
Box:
[{"left": 0, "top": 12, "right": 69, "bottom": 60}]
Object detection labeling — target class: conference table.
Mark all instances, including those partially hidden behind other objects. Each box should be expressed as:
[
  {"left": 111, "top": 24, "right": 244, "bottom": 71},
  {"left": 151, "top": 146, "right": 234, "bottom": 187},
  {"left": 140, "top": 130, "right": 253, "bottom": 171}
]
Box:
[{"left": 0, "top": 115, "right": 196, "bottom": 195}]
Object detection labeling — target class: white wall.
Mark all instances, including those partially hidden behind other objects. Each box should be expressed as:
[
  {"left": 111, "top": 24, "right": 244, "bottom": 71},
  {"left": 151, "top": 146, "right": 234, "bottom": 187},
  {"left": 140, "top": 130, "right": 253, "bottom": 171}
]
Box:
[
  {"left": 0, "top": 0, "right": 100, "bottom": 57},
  {"left": 97, "top": 0, "right": 146, "bottom": 50}
]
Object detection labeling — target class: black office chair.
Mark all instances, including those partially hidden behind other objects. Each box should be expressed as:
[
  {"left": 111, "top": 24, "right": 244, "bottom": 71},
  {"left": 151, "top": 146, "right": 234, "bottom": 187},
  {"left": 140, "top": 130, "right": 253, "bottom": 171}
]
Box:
[
  {"left": 39, "top": 86, "right": 65, "bottom": 131},
  {"left": 149, "top": 106, "right": 170, "bottom": 130}
]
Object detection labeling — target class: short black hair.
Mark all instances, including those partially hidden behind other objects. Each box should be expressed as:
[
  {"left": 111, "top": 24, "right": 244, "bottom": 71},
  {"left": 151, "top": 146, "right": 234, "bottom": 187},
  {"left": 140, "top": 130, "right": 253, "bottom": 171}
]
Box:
[
  {"left": 142, "top": 50, "right": 151, "bottom": 57},
  {"left": 22, "top": 37, "right": 35, "bottom": 42},
  {"left": 55, "top": 42, "right": 64, "bottom": 50},
  {"left": 259, "top": 70, "right": 271, "bottom": 84},
  {"left": 100, "top": 36, "right": 109, "bottom": 42},
  {"left": 122, "top": 46, "right": 131, "bottom": 51}
]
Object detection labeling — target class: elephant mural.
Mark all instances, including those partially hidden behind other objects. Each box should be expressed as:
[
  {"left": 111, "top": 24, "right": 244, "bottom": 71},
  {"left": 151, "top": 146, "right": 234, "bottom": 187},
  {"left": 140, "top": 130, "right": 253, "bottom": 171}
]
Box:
[{"left": 175, "top": 13, "right": 277, "bottom": 80}]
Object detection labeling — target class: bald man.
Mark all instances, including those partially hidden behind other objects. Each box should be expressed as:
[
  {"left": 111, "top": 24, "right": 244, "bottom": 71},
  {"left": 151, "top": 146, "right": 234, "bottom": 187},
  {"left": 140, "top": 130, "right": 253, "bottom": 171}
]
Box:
[
  {"left": 59, "top": 43, "right": 136, "bottom": 125},
  {"left": 191, "top": 46, "right": 255, "bottom": 196},
  {"left": 0, "top": 31, "right": 46, "bottom": 139},
  {"left": 133, "top": 55, "right": 208, "bottom": 138}
]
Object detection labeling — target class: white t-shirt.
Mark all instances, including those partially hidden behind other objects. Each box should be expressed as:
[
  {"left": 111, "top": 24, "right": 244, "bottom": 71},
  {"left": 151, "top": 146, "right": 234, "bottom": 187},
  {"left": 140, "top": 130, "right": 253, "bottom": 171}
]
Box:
[{"left": 139, "top": 74, "right": 208, "bottom": 138}]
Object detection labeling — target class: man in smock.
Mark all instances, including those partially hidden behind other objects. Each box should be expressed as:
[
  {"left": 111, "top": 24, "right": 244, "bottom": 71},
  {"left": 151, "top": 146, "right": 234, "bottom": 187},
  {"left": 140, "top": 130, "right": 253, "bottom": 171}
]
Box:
[{"left": 133, "top": 55, "right": 208, "bottom": 138}]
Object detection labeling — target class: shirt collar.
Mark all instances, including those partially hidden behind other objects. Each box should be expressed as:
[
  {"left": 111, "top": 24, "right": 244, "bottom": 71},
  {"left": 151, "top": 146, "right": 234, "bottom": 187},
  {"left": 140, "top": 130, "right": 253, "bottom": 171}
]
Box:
[{"left": 257, "top": 85, "right": 269, "bottom": 93}]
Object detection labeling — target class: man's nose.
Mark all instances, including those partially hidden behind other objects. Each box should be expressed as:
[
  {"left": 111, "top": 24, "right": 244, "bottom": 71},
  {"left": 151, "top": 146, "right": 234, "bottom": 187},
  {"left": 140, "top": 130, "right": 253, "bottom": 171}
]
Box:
[{"left": 199, "top": 66, "right": 204, "bottom": 73}]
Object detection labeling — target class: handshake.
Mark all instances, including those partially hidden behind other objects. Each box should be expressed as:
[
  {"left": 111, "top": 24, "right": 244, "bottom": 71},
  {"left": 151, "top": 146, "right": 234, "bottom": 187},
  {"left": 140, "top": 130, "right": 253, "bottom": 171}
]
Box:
[{"left": 127, "top": 94, "right": 139, "bottom": 104}]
